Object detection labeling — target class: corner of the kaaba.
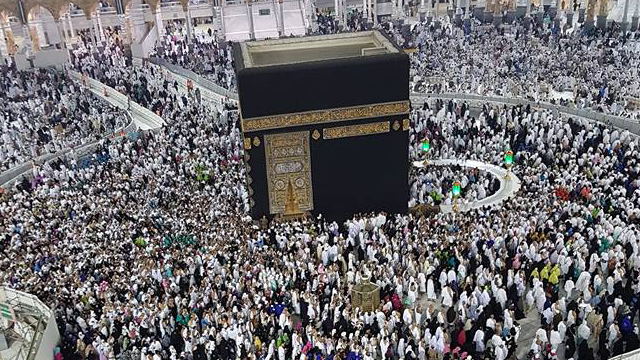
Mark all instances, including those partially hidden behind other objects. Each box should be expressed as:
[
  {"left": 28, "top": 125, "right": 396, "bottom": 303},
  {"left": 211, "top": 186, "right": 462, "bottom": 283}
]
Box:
[{"left": 234, "top": 31, "right": 410, "bottom": 222}]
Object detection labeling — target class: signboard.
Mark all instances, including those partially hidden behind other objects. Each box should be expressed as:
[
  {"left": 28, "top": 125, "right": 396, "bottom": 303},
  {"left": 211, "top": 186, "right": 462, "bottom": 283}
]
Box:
[{"left": 259, "top": 8, "right": 270, "bottom": 15}]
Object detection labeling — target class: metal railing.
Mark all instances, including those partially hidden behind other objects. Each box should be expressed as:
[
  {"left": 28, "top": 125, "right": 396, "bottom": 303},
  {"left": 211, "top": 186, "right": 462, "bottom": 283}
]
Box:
[
  {"left": 67, "top": 69, "right": 166, "bottom": 129},
  {"left": 610, "top": 348, "right": 640, "bottom": 360},
  {"left": 148, "top": 57, "right": 238, "bottom": 100},
  {"left": 410, "top": 92, "right": 640, "bottom": 136},
  {"left": 0, "top": 115, "right": 136, "bottom": 188},
  {"left": 0, "top": 64, "right": 170, "bottom": 187}
]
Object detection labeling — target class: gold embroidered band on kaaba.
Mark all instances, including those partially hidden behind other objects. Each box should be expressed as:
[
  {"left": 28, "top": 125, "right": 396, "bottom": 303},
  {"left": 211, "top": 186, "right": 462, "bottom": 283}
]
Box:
[
  {"left": 241, "top": 100, "right": 410, "bottom": 132},
  {"left": 324, "top": 121, "right": 390, "bottom": 140}
]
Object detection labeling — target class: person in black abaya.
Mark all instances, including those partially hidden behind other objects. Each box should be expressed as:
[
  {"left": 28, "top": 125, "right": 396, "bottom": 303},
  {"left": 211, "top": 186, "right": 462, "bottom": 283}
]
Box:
[
  {"left": 578, "top": 338, "right": 595, "bottom": 360},
  {"left": 565, "top": 325, "right": 576, "bottom": 359},
  {"left": 598, "top": 327, "right": 609, "bottom": 360},
  {"left": 625, "top": 329, "right": 640, "bottom": 353}
]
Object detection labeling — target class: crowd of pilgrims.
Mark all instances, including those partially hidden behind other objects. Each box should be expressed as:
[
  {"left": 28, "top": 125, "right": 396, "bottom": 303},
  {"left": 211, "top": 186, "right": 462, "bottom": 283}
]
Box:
[
  {"left": 150, "top": 16, "right": 640, "bottom": 120},
  {"left": 124, "top": 16, "right": 640, "bottom": 119},
  {"left": 148, "top": 9, "right": 373, "bottom": 92},
  {"left": 0, "top": 66, "right": 127, "bottom": 172},
  {"left": 2, "top": 13, "right": 640, "bottom": 360},
  {"left": 401, "top": 22, "right": 640, "bottom": 119},
  {"left": 409, "top": 165, "right": 500, "bottom": 208},
  {"left": 151, "top": 26, "right": 237, "bottom": 92},
  {"left": 3, "top": 71, "right": 640, "bottom": 360}
]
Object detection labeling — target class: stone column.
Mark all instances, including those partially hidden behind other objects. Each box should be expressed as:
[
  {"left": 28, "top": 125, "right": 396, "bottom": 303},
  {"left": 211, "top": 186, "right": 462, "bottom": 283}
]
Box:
[
  {"left": 506, "top": 0, "right": 517, "bottom": 22},
  {"left": 92, "top": 13, "right": 101, "bottom": 44},
  {"left": 632, "top": 0, "right": 639, "bottom": 30},
  {"left": 464, "top": 0, "right": 471, "bottom": 25},
  {"left": 553, "top": 0, "right": 561, "bottom": 27},
  {"left": 247, "top": 0, "right": 255, "bottom": 39},
  {"left": 279, "top": 0, "right": 285, "bottom": 35},
  {"left": 34, "top": 14, "right": 48, "bottom": 49},
  {"left": 61, "top": 15, "right": 69, "bottom": 40},
  {"left": 424, "top": 0, "right": 434, "bottom": 24},
  {"left": 342, "top": 0, "right": 347, "bottom": 25},
  {"left": 68, "top": 13, "right": 76, "bottom": 40},
  {"left": 0, "top": 20, "right": 9, "bottom": 63},
  {"left": 156, "top": 9, "right": 164, "bottom": 40},
  {"left": 372, "top": 0, "right": 378, "bottom": 25},
  {"left": 473, "top": 0, "right": 484, "bottom": 21},
  {"left": 516, "top": 0, "right": 526, "bottom": 18},
  {"left": 23, "top": 23, "right": 34, "bottom": 56},
  {"left": 362, "top": 0, "right": 367, "bottom": 22},
  {"left": 89, "top": 21, "right": 97, "bottom": 46},
  {"left": 420, "top": 0, "right": 427, "bottom": 20},
  {"left": 97, "top": 10, "right": 106, "bottom": 42},
  {"left": 523, "top": 0, "right": 532, "bottom": 28},
  {"left": 185, "top": 6, "right": 193, "bottom": 41},
  {"left": 566, "top": 0, "right": 574, "bottom": 26},
  {"left": 493, "top": 0, "right": 502, "bottom": 25},
  {"left": 484, "top": 0, "right": 494, "bottom": 22},
  {"left": 621, "top": 0, "right": 631, "bottom": 30},
  {"left": 55, "top": 19, "right": 66, "bottom": 49},
  {"left": 585, "top": 0, "right": 596, "bottom": 28},
  {"left": 578, "top": 0, "right": 587, "bottom": 21},
  {"left": 399, "top": 0, "right": 404, "bottom": 18},
  {"left": 311, "top": 0, "right": 319, "bottom": 32},
  {"left": 596, "top": 0, "right": 607, "bottom": 29},
  {"left": 549, "top": 0, "right": 558, "bottom": 18}
]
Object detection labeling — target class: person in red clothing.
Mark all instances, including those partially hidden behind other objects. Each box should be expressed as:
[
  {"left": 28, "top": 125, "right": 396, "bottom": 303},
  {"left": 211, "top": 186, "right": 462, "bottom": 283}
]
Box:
[
  {"left": 555, "top": 186, "right": 569, "bottom": 201},
  {"left": 580, "top": 185, "right": 590, "bottom": 199},
  {"left": 457, "top": 327, "right": 467, "bottom": 349}
]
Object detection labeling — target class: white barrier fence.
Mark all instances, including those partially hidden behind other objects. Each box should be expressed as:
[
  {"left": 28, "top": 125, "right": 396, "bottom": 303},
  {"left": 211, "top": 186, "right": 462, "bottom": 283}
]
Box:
[
  {"left": 611, "top": 349, "right": 640, "bottom": 360},
  {"left": 412, "top": 158, "right": 521, "bottom": 213},
  {"left": 67, "top": 69, "right": 166, "bottom": 130},
  {"left": 0, "top": 68, "right": 165, "bottom": 188},
  {"left": 148, "top": 57, "right": 238, "bottom": 102},
  {"left": 410, "top": 92, "right": 640, "bottom": 136},
  {"left": 0, "top": 286, "right": 59, "bottom": 360},
  {"left": 0, "top": 113, "right": 136, "bottom": 188}
]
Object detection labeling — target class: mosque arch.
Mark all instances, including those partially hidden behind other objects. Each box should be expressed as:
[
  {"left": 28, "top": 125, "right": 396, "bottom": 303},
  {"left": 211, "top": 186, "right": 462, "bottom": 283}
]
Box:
[
  {"left": 0, "top": 0, "right": 19, "bottom": 21},
  {"left": 26, "top": 5, "right": 59, "bottom": 50},
  {"left": 25, "top": 1, "right": 61, "bottom": 20},
  {"left": 0, "top": 10, "right": 19, "bottom": 54},
  {"left": 56, "top": 1, "right": 89, "bottom": 20},
  {"left": 70, "top": 0, "right": 101, "bottom": 19}
]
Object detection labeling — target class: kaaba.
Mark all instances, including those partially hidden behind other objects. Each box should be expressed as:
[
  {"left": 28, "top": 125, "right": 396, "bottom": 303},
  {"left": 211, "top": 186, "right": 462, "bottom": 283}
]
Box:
[{"left": 233, "top": 31, "right": 410, "bottom": 221}]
